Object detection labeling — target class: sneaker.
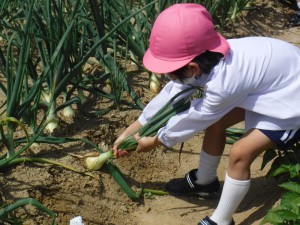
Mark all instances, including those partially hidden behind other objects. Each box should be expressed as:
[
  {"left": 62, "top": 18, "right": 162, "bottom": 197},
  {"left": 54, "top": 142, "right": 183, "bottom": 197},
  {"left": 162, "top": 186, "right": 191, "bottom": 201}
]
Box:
[
  {"left": 288, "top": 10, "right": 300, "bottom": 26},
  {"left": 198, "top": 216, "right": 235, "bottom": 225},
  {"left": 165, "top": 169, "right": 220, "bottom": 197}
]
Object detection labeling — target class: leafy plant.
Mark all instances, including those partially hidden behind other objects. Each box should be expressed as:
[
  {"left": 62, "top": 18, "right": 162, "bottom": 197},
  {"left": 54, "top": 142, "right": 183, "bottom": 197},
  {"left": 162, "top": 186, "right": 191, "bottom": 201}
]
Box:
[
  {"left": 260, "top": 181, "right": 300, "bottom": 225},
  {"left": 261, "top": 144, "right": 300, "bottom": 178},
  {"left": 260, "top": 143, "right": 300, "bottom": 224},
  {"left": 224, "top": 128, "right": 300, "bottom": 225}
]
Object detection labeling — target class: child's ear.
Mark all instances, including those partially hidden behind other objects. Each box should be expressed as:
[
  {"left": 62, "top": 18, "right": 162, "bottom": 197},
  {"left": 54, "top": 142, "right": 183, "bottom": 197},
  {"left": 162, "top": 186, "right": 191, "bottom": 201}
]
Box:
[{"left": 187, "top": 62, "right": 202, "bottom": 76}]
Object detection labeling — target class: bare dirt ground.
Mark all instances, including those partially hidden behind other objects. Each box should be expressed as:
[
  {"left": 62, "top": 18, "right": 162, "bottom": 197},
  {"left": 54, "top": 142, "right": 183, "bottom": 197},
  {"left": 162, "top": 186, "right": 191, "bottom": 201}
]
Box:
[{"left": 1, "top": 1, "right": 300, "bottom": 225}]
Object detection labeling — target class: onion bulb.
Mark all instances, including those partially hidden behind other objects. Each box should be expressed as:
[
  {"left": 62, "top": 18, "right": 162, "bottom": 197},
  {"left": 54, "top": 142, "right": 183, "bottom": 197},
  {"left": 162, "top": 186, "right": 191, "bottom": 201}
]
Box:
[
  {"left": 85, "top": 150, "right": 114, "bottom": 171},
  {"left": 40, "top": 90, "right": 51, "bottom": 107},
  {"left": 45, "top": 116, "right": 59, "bottom": 135},
  {"left": 63, "top": 105, "right": 75, "bottom": 118},
  {"left": 77, "top": 89, "right": 87, "bottom": 104},
  {"left": 62, "top": 92, "right": 75, "bottom": 118},
  {"left": 149, "top": 73, "right": 161, "bottom": 94}
]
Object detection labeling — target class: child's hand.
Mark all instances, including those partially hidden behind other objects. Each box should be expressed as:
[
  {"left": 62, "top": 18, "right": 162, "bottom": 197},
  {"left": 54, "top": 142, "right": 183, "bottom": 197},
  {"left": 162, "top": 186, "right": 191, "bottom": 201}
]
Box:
[
  {"left": 113, "top": 135, "right": 129, "bottom": 158},
  {"left": 135, "top": 133, "right": 162, "bottom": 153},
  {"left": 113, "top": 120, "right": 142, "bottom": 158}
]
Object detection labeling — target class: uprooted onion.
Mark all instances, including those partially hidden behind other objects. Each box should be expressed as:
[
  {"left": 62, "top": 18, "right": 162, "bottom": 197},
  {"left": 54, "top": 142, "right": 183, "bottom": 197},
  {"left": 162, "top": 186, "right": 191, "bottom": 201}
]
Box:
[
  {"left": 85, "top": 150, "right": 114, "bottom": 171},
  {"left": 71, "top": 87, "right": 196, "bottom": 172}
]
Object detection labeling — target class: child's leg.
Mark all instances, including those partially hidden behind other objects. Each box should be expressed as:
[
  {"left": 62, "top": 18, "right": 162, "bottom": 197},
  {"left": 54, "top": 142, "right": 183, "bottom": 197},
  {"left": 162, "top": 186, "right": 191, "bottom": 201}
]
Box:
[
  {"left": 166, "top": 108, "right": 245, "bottom": 196},
  {"left": 228, "top": 128, "right": 275, "bottom": 180},
  {"left": 196, "top": 107, "right": 245, "bottom": 185},
  {"left": 202, "top": 107, "right": 245, "bottom": 156},
  {"left": 209, "top": 129, "right": 275, "bottom": 225}
]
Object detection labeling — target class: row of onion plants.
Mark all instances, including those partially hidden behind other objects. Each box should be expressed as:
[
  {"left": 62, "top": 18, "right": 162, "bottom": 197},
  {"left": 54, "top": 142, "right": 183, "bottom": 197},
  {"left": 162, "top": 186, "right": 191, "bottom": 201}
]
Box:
[{"left": 0, "top": 0, "right": 254, "bottom": 223}]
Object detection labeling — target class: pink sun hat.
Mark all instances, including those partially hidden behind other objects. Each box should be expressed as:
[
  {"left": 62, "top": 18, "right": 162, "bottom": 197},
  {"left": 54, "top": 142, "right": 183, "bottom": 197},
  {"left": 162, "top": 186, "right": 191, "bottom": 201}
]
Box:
[{"left": 143, "top": 3, "right": 230, "bottom": 74}]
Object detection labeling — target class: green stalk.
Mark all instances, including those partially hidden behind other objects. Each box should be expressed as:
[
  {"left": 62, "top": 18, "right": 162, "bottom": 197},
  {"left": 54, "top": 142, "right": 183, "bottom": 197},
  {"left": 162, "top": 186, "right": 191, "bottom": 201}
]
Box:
[
  {"left": 0, "top": 117, "right": 30, "bottom": 158},
  {"left": 118, "top": 86, "right": 196, "bottom": 151},
  {"left": 4, "top": 2, "right": 34, "bottom": 157},
  {"left": 45, "top": 99, "right": 58, "bottom": 135},
  {"left": 230, "top": 1, "right": 239, "bottom": 23},
  {"left": 67, "top": 0, "right": 158, "bottom": 90},
  {"left": 107, "top": 162, "right": 140, "bottom": 200},
  {"left": 0, "top": 157, "right": 97, "bottom": 179},
  {"left": 0, "top": 198, "right": 56, "bottom": 223},
  {"left": 142, "top": 188, "right": 168, "bottom": 196}
]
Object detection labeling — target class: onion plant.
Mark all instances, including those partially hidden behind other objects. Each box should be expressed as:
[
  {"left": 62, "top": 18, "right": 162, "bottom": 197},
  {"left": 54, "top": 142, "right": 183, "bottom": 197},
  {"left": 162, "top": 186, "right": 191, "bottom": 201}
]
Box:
[
  {"left": 88, "top": 0, "right": 254, "bottom": 104},
  {"left": 0, "top": 0, "right": 161, "bottom": 158},
  {"left": 82, "top": 86, "right": 196, "bottom": 171},
  {"left": 73, "top": 86, "right": 196, "bottom": 199},
  {"left": 0, "top": 0, "right": 258, "bottom": 206},
  {"left": 0, "top": 198, "right": 57, "bottom": 224}
]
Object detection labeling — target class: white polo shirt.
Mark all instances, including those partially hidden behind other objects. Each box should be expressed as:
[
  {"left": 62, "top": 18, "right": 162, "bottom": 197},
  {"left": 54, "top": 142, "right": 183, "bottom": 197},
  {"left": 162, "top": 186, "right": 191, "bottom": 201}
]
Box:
[{"left": 138, "top": 37, "right": 300, "bottom": 147}]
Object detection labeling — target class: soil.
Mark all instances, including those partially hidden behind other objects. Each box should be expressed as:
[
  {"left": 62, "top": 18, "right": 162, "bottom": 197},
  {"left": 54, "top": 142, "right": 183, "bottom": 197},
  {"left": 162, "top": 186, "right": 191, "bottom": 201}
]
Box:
[{"left": 1, "top": 1, "right": 300, "bottom": 225}]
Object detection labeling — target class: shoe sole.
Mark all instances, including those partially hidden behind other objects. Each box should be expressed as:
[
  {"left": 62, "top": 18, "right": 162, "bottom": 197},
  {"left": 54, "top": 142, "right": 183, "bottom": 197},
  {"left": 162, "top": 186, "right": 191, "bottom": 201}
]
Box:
[
  {"left": 167, "top": 190, "right": 220, "bottom": 199},
  {"left": 289, "top": 23, "right": 300, "bottom": 27},
  {"left": 196, "top": 191, "right": 220, "bottom": 199}
]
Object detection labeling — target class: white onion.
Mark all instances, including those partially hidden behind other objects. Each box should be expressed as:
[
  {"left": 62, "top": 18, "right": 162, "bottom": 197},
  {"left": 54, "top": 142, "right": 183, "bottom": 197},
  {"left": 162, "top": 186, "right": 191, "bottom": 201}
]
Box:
[
  {"left": 63, "top": 105, "right": 75, "bottom": 118},
  {"left": 85, "top": 150, "right": 114, "bottom": 171},
  {"left": 149, "top": 73, "right": 161, "bottom": 94}
]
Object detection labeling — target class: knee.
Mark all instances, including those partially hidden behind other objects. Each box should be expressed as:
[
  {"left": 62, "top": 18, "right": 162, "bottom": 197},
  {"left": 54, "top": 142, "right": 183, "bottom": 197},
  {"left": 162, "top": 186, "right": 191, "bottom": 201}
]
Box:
[
  {"left": 228, "top": 145, "right": 248, "bottom": 169},
  {"left": 228, "top": 146, "right": 251, "bottom": 179}
]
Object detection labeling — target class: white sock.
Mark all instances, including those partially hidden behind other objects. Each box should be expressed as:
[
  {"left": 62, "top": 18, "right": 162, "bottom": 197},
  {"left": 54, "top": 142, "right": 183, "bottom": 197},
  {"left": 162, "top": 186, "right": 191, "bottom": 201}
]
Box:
[
  {"left": 195, "top": 150, "right": 221, "bottom": 185},
  {"left": 297, "top": 1, "right": 300, "bottom": 10},
  {"left": 210, "top": 173, "right": 250, "bottom": 225}
]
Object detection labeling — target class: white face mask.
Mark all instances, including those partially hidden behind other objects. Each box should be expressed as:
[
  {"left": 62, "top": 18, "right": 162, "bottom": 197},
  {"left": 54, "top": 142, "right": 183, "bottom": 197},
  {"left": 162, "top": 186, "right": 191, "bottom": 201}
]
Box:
[{"left": 166, "top": 74, "right": 198, "bottom": 85}]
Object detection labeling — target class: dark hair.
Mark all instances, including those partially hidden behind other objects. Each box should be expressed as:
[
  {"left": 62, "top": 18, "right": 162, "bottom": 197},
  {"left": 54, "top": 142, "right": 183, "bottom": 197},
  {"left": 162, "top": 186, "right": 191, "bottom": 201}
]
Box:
[
  {"left": 193, "top": 51, "right": 224, "bottom": 74},
  {"left": 170, "top": 51, "right": 223, "bottom": 81}
]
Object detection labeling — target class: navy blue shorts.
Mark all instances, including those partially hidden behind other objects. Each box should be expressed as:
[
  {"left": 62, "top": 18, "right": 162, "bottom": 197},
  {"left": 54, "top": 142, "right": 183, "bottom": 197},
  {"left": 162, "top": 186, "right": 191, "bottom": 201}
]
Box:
[{"left": 259, "top": 128, "right": 300, "bottom": 150}]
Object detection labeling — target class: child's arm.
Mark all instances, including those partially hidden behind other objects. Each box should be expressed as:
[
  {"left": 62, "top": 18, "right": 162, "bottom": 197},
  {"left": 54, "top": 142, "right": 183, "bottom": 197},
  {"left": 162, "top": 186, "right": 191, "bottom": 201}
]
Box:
[
  {"left": 113, "top": 119, "right": 142, "bottom": 157},
  {"left": 138, "top": 81, "right": 196, "bottom": 125}
]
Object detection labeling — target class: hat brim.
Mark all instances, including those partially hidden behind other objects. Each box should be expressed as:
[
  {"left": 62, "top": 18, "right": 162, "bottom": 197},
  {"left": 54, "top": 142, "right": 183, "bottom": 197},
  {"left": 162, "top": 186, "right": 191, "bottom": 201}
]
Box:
[
  {"left": 208, "top": 32, "right": 230, "bottom": 58},
  {"left": 143, "top": 50, "right": 194, "bottom": 74},
  {"left": 143, "top": 32, "right": 229, "bottom": 74}
]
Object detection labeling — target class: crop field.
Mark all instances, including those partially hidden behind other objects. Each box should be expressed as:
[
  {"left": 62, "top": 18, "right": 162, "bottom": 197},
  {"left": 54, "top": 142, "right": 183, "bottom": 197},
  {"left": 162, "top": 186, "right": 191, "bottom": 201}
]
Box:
[{"left": 0, "top": 0, "right": 299, "bottom": 224}]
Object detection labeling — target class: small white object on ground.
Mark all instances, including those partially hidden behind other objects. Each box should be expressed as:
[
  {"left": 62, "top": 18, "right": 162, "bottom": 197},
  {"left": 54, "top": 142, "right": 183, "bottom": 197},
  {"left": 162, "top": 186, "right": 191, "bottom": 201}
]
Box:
[{"left": 70, "top": 216, "right": 84, "bottom": 225}]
